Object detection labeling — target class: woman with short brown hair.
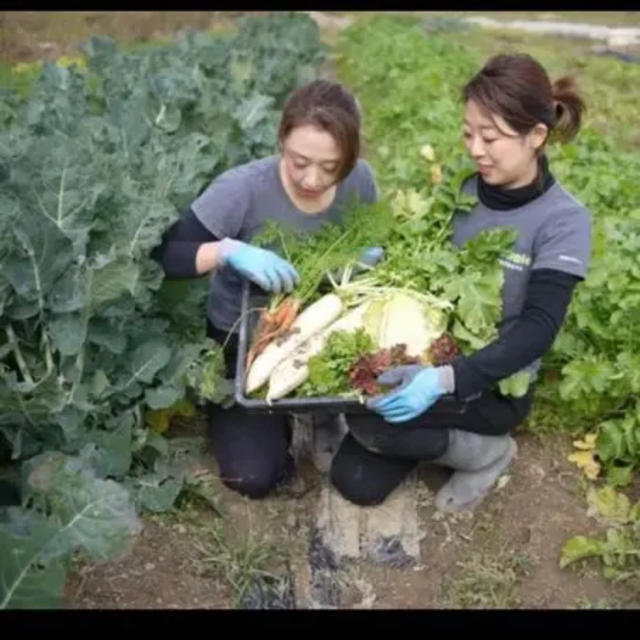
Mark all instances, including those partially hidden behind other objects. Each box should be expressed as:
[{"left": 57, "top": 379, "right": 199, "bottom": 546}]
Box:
[{"left": 154, "top": 79, "right": 380, "bottom": 500}]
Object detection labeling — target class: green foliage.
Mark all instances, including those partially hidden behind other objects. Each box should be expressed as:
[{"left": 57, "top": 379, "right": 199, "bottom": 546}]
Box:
[
  {"left": 547, "top": 135, "right": 640, "bottom": 425},
  {"left": 546, "top": 136, "right": 640, "bottom": 476},
  {"left": 254, "top": 197, "right": 394, "bottom": 307},
  {"left": 595, "top": 403, "right": 640, "bottom": 487},
  {"left": 299, "top": 328, "right": 376, "bottom": 397},
  {"left": 0, "top": 12, "right": 326, "bottom": 608},
  {"left": 336, "top": 15, "right": 478, "bottom": 194},
  {"left": 186, "top": 342, "right": 234, "bottom": 407},
  {"left": 0, "top": 449, "right": 141, "bottom": 609}
]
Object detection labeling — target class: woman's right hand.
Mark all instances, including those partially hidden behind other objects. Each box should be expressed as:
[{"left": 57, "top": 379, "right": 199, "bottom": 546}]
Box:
[{"left": 218, "top": 238, "right": 300, "bottom": 294}]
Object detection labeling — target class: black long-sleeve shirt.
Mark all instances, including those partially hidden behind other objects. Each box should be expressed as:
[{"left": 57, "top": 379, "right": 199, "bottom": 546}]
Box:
[{"left": 151, "top": 207, "right": 219, "bottom": 278}]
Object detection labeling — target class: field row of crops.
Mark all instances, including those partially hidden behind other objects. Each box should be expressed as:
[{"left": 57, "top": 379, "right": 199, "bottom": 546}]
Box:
[{"left": 0, "top": 12, "right": 327, "bottom": 609}]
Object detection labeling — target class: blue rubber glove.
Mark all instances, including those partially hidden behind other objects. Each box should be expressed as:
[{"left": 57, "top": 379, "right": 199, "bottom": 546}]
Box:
[
  {"left": 358, "top": 246, "right": 385, "bottom": 268},
  {"left": 327, "top": 246, "right": 385, "bottom": 285},
  {"left": 365, "top": 364, "right": 446, "bottom": 423},
  {"left": 218, "top": 238, "right": 299, "bottom": 294}
]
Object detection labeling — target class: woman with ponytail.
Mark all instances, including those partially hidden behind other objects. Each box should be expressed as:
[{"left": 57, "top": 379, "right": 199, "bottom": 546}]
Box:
[{"left": 329, "top": 54, "right": 592, "bottom": 513}]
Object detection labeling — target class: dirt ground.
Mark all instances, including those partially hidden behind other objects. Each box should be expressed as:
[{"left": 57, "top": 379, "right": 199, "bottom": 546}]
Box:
[
  {"left": 0, "top": 11, "right": 250, "bottom": 63},
  {"left": 63, "top": 420, "right": 640, "bottom": 610}
]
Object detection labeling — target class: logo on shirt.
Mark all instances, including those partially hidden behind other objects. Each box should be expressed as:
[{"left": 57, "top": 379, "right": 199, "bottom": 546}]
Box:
[
  {"left": 559, "top": 254, "right": 583, "bottom": 266},
  {"left": 500, "top": 251, "right": 532, "bottom": 272}
]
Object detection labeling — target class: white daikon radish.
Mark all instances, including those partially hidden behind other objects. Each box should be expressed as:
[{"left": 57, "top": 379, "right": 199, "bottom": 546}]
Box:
[
  {"left": 245, "top": 293, "right": 343, "bottom": 393},
  {"left": 266, "top": 301, "right": 373, "bottom": 401}
]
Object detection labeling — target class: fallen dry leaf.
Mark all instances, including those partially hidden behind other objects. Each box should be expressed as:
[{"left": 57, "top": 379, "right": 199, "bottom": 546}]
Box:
[
  {"left": 568, "top": 450, "right": 601, "bottom": 480},
  {"left": 495, "top": 474, "right": 511, "bottom": 491},
  {"left": 572, "top": 433, "right": 597, "bottom": 451}
]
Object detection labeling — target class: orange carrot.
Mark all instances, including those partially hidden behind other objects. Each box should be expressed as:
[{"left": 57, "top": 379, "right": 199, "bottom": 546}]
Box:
[{"left": 246, "top": 297, "right": 301, "bottom": 369}]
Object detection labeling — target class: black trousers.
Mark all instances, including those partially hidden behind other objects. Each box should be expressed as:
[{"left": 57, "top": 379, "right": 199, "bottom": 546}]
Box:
[
  {"left": 330, "top": 389, "right": 533, "bottom": 506},
  {"left": 206, "top": 320, "right": 533, "bottom": 504},
  {"left": 206, "top": 322, "right": 292, "bottom": 499}
]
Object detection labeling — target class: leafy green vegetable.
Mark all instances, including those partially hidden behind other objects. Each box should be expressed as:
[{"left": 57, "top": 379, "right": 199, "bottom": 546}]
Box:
[
  {"left": 586, "top": 485, "right": 639, "bottom": 526},
  {"left": 0, "top": 12, "right": 327, "bottom": 608},
  {"left": 298, "top": 328, "right": 376, "bottom": 397},
  {"left": 560, "top": 535, "right": 612, "bottom": 569},
  {"left": 498, "top": 371, "right": 532, "bottom": 399},
  {"left": 254, "top": 197, "right": 394, "bottom": 308},
  {"left": 1, "top": 450, "right": 141, "bottom": 609},
  {"left": 186, "top": 342, "right": 233, "bottom": 407},
  {"left": 377, "top": 289, "right": 447, "bottom": 342},
  {"left": 559, "top": 486, "right": 640, "bottom": 583},
  {"left": 594, "top": 408, "right": 640, "bottom": 486}
]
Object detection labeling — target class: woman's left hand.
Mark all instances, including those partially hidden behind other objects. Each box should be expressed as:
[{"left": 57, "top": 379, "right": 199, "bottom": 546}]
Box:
[
  {"left": 366, "top": 365, "right": 445, "bottom": 423},
  {"left": 358, "top": 246, "right": 385, "bottom": 267}
]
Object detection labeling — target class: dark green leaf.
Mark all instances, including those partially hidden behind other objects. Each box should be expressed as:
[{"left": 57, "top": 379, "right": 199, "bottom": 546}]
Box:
[
  {"left": 145, "top": 385, "right": 183, "bottom": 410},
  {"left": 132, "top": 472, "right": 183, "bottom": 514},
  {"left": 22, "top": 451, "right": 141, "bottom": 560},
  {"left": 0, "top": 508, "right": 68, "bottom": 609},
  {"left": 89, "top": 258, "right": 139, "bottom": 309},
  {"left": 125, "top": 341, "right": 172, "bottom": 386},
  {"left": 48, "top": 312, "right": 87, "bottom": 356}
]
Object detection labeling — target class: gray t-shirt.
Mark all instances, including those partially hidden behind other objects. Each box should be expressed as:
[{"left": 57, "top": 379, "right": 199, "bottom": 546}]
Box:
[
  {"left": 452, "top": 176, "right": 592, "bottom": 382},
  {"left": 191, "top": 155, "right": 379, "bottom": 331}
]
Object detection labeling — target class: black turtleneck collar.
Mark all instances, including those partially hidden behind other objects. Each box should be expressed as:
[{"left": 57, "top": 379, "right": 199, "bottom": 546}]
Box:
[{"left": 477, "top": 154, "right": 556, "bottom": 211}]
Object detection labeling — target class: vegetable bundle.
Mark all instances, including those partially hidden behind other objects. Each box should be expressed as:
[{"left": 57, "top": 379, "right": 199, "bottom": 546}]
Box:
[{"left": 243, "top": 176, "right": 523, "bottom": 403}]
